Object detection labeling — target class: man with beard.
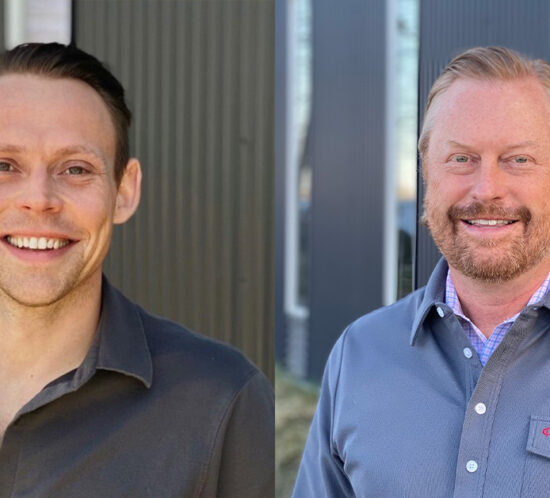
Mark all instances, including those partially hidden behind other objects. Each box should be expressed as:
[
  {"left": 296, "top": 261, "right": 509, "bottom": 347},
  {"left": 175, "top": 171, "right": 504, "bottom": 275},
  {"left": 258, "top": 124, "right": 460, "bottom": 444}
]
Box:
[
  {"left": 293, "top": 46, "right": 550, "bottom": 497},
  {"left": 0, "top": 43, "right": 274, "bottom": 497}
]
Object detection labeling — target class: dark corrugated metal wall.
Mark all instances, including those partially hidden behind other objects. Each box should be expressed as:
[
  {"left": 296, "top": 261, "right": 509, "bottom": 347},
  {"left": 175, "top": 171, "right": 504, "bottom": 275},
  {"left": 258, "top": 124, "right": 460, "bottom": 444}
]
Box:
[
  {"left": 307, "top": 0, "right": 386, "bottom": 380},
  {"left": 416, "top": 0, "right": 550, "bottom": 288},
  {"left": 74, "top": 0, "right": 274, "bottom": 381}
]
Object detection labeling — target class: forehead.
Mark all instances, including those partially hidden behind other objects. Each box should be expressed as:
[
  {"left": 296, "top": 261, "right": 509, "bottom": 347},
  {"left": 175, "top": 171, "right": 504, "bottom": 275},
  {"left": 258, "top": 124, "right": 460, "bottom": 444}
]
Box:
[
  {"left": 428, "top": 77, "right": 550, "bottom": 149},
  {"left": 0, "top": 73, "right": 116, "bottom": 163}
]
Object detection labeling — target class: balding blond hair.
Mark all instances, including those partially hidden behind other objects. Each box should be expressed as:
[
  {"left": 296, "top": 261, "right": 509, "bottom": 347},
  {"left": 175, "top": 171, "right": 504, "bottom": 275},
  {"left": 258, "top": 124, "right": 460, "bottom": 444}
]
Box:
[{"left": 418, "top": 46, "right": 550, "bottom": 161}]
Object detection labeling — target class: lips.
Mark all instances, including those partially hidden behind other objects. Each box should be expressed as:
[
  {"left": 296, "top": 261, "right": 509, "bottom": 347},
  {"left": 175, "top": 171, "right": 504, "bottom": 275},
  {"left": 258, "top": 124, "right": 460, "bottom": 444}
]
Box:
[
  {"left": 4, "top": 235, "right": 72, "bottom": 250},
  {"left": 448, "top": 202, "right": 531, "bottom": 226},
  {"left": 464, "top": 219, "right": 517, "bottom": 227}
]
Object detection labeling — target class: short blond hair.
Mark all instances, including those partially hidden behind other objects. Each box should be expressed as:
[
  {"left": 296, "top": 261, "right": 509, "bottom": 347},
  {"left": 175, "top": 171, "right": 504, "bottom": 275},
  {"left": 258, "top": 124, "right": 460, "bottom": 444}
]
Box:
[{"left": 418, "top": 46, "right": 550, "bottom": 160}]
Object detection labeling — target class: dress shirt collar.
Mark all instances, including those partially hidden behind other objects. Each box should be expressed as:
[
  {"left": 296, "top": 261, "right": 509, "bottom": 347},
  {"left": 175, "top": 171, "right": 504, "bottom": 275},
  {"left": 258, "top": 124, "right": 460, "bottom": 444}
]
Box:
[
  {"left": 95, "top": 275, "right": 153, "bottom": 388},
  {"left": 410, "top": 258, "right": 448, "bottom": 345},
  {"left": 19, "top": 276, "right": 153, "bottom": 417},
  {"left": 409, "top": 258, "right": 550, "bottom": 346}
]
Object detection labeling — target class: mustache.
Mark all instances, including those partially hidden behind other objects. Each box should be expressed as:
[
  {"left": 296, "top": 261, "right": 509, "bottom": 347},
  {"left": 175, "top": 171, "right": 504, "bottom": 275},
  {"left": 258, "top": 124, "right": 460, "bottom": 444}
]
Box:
[
  {"left": 447, "top": 202, "right": 531, "bottom": 223},
  {"left": 0, "top": 215, "right": 79, "bottom": 235}
]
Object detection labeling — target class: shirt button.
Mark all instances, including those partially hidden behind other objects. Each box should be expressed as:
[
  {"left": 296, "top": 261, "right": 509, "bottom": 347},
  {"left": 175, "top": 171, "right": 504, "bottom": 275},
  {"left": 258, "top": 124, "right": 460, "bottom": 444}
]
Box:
[
  {"left": 466, "top": 460, "right": 478, "bottom": 473},
  {"left": 463, "top": 347, "right": 473, "bottom": 359},
  {"left": 475, "top": 403, "right": 486, "bottom": 415},
  {"left": 436, "top": 306, "right": 445, "bottom": 317}
]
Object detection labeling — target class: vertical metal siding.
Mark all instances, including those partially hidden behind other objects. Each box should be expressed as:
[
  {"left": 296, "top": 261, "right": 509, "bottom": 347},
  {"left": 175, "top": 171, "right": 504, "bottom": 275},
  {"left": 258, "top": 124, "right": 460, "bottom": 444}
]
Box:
[
  {"left": 416, "top": 0, "right": 550, "bottom": 288},
  {"left": 74, "top": 0, "right": 274, "bottom": 381},
  {"left": 307, "top": 0, "right": 386, "bottom": 380}
]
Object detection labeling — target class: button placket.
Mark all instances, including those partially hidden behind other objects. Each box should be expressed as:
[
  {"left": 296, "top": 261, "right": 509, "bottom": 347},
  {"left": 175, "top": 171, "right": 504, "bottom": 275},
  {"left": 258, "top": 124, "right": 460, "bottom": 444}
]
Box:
[{"left": 453, "top": 352, "right": 500, "bottom": 496}]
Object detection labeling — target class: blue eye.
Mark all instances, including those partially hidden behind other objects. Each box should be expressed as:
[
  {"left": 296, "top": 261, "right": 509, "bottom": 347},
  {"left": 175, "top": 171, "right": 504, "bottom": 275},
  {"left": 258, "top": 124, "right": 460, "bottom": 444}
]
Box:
[
  {"left": 514, "top": 156, "right": 528, "bottom": 163},
  {"left": 65, "top": 166, "right": 86, "bottom": 175},
  {"left": 454, "top": 155, "right": 469, "bottom": 163}
]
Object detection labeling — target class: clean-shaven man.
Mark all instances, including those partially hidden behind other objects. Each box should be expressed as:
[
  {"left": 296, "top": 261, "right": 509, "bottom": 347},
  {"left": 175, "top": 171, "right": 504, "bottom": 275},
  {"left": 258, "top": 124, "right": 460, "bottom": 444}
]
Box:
[
  {"left": 0, "top": 42, "right": 273, "bottom": 497},
  {"left": 294, "top": 46, "right": 550, "bottom": 497}
]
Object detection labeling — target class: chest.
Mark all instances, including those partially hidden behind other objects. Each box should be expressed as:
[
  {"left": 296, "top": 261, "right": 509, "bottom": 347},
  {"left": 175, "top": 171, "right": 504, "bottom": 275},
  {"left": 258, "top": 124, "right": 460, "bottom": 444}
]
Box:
[
  {"left": 334, "top": 332, "right": 550, "bottom": 498},
  {"left": 0, "top": 377, "right": 53, "bottom": 441},
  {"left": 0, "top": 372, "right": 220, "bottom": 498}
]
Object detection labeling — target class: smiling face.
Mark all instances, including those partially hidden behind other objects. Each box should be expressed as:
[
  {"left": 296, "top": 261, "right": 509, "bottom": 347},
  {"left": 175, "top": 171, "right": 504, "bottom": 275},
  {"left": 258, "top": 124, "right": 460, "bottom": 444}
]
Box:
[
  {"left": 0, "top": 74, "right": 140, "bottom": 306},
  {"left": 423, "top": 77, "right": 550, "bottom": 282}
]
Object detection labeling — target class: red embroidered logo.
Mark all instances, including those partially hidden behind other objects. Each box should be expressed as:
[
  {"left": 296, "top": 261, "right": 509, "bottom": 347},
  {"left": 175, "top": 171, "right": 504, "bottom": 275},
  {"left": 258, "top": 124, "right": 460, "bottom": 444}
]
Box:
[{"left": 542, "top": 428, "right": 550, "bottom": 437}]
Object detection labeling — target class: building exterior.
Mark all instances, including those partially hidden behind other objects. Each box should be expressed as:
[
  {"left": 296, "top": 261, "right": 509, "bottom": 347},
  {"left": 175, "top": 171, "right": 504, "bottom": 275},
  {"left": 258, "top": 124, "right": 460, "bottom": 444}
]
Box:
[{"left": 277, "top": 0, "right": 550, "bottom": 382}]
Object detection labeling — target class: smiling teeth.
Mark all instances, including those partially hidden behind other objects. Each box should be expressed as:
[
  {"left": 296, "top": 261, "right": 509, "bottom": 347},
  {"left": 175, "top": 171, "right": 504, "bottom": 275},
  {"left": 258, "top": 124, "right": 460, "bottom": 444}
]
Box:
[
  {"left": 467, "top": 219, "right": 515, "bottom": 226},
  {"left": 6, "top": 236, "right": 70, "bottom": 250}
]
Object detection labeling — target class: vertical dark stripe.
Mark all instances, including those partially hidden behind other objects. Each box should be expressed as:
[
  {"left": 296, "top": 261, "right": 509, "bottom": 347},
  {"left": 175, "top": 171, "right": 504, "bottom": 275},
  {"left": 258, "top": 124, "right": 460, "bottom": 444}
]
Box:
[
  {"left": 308, "top": 0, "right": 386, "bottom": 380},
  {"left": 274, "top": 0, "right": 288, "bottom": 363},
  {"left": 70, "top": 0, "right": 77, "bottom": 46}
]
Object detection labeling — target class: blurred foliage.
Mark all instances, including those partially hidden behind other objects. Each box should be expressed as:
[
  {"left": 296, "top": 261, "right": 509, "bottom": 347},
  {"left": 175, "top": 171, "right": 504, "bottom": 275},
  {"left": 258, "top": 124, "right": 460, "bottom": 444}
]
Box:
[{"left": 275, "top": 366, "right": 320, "bottom": 498}]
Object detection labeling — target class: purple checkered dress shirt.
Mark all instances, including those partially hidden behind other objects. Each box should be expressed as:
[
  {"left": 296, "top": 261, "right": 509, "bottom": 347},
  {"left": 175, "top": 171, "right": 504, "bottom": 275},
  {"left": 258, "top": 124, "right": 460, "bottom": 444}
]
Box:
[{"left": 445, "top": 270, "right": 550, "bottom": 366}]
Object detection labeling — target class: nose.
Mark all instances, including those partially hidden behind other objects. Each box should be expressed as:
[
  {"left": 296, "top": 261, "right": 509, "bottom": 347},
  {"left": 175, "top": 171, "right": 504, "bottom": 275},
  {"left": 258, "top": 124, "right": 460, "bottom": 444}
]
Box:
[
  {"left": 470, "top": 158, "right": 508, "bottom": 202},
  {"left": 15, "top": 170, "right": 62, "bottom": 214}
]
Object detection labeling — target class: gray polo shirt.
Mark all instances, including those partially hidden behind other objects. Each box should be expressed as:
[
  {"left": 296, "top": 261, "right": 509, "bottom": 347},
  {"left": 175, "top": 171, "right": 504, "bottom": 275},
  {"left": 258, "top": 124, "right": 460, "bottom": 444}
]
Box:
[
  {"left": 0, "top": 278, "right": 274, "bottom": 498},
  {"left": 293, "top": 259, "right": 550, "bottom": 497}
]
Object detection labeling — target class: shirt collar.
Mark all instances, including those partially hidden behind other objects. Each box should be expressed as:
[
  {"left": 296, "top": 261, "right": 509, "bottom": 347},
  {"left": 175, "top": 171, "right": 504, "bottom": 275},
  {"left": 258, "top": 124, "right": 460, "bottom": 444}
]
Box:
[
  {"left": 410, "top": 258, "right": 448, "bottom": 345},
  {"left": 95, "top": 276, "right": 153, "bottom": 388},
  {"left": 445, "top": 270, "right": 550, "bottom": 333},
  {"left": 445, "top": 271, "right": 465, "bottom": 317},
  {"left": 410, "top": 258, "right": 550, "bottom": 346},
  {"left": 528, "top": 271, "right": 550, "bottom": 308}
]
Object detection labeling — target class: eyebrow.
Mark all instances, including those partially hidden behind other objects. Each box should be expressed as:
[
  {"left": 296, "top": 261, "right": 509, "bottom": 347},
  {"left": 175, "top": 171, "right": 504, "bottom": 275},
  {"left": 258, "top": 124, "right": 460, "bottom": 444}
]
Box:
[
  {"left": 446, "top": 140, "right": 538, "bottom": 150},
  {"left": 55, "top": 145, "right": 108, "bottom": 165},
  {"left": 0, "top": 144, "right": 108, "bottom": 165},
  {"left": 0, "top": 144, "right": 24, "bottom": 154}
]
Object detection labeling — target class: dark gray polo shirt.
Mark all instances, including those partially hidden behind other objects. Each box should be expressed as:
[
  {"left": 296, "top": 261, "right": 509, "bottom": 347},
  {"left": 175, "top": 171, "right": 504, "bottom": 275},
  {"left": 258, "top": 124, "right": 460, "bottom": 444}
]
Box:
[
  {"left": 0, "top": 278, "right": 274, "bottom": 498},
  {"left": 294, "top": 259, "right": 550, "bottom": 497}
]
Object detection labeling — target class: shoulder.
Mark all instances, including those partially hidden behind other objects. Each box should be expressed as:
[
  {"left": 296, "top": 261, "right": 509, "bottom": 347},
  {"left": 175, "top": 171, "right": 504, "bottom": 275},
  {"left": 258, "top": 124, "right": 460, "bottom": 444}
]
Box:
[
  {"left": 317, "top": 288, "right": 429, "bottom": 423},
  {"left": 135, "top": 304, "right": 265, "bottom": 394},
  {"left": 323, "top": 287, "right": 427, "bottom": 384},
  {"left": 102, "top": 279, "right": 272, "bottom": 403},
  {"left": 98, "top": 283, "right": 273, "bottom": 496},
  {"left": 343, "top": 287, "right": 426, "bottom": 346}
]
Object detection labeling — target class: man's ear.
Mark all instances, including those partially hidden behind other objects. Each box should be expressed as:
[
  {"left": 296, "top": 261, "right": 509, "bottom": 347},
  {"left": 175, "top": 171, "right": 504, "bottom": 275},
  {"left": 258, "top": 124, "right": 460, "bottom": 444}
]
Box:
[{"left": 113, "top": 158, "right": 142, "bottom": 224}]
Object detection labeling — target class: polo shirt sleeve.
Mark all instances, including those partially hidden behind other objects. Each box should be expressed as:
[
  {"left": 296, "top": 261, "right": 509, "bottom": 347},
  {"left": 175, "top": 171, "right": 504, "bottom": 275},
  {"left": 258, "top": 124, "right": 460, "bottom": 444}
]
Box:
[
  {"left": 204, "top": 369, "right": 275, "bottom": 498},
  {"left": 292, "top": 331, "right": 355, "bottom": 497}
]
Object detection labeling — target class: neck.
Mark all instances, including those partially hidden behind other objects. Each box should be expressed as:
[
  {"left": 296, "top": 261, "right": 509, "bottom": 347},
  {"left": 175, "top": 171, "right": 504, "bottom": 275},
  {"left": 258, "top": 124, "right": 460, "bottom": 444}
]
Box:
[
  {"left": 0, "top": 274, "right": 102, "bottom": 381},
  {"left": 450, "top": 262, "right": 550, "bottom": 338}
]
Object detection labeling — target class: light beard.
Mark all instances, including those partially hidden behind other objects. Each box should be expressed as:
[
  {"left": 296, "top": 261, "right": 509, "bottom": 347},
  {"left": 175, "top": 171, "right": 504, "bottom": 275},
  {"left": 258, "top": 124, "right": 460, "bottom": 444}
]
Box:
[
  {"left": 0, "top": 266, "right": 85, "bottom": 308},
  {"left": 0, "top": 243, "right": 97, "bottom": 309},
  {"left": 424, "top": 199, "right": 550, "bottom": 283}
]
